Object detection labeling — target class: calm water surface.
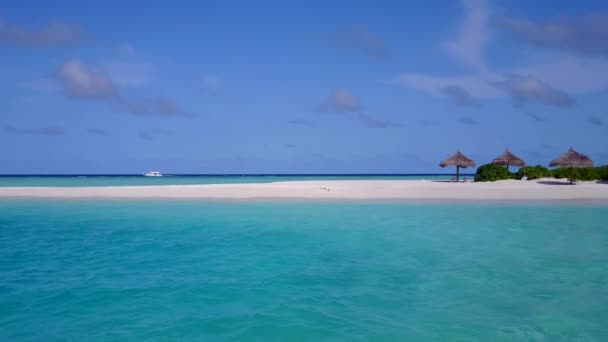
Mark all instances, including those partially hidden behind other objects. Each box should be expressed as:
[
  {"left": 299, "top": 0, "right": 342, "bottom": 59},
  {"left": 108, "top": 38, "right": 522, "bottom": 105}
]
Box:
[
  {"left": 0, "top": 175, "right": 457, "bottom": 187},
  {"left": 1, "top": 200, "right": 607, "bottom": 341}
]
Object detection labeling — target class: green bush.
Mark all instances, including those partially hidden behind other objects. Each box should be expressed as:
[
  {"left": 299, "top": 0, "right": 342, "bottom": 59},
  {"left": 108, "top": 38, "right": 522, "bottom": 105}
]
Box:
[
  {"left": 551, "top": 168, "right": 578, "bottom": 179},
  {"left": 597, "top": 166, "right": 608, "bottom": 181},
  {"left": 552, "top": 167, "right": 598, "bottom": 181},
  {"left": 514, "top": 165, "right": 608, "bottom": 181},
  {"left": 474, "top": 164, "right": 513, "bottom": 182},
  {"left": 580, "top": 167, "right": 599, "bottom": 180},
  {"left": 515, "top": 165, "right": 552, "bottom": 180}
]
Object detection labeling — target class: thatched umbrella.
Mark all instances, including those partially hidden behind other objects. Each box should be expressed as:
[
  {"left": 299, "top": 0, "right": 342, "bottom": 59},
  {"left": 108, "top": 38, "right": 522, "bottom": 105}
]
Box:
[
  {"left": 492, "top": 149, "right": 525, "bottom": 171},
  {"left": 439, "top": 150, "right": 476, "bottom": 182},
  {"left": 550, "top": 147, "right": 593, "bottom": 168},
  {"left": 549, "top": 147, "right": 593, "bottom": 184}
]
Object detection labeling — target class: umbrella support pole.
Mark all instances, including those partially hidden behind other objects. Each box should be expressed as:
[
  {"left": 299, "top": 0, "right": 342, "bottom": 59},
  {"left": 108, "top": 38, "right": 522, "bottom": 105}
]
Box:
[
  {"left": 456, "top": 166, "right": 460, "bottom": 182},
  {"left": 569, "top": 166, "right": 574, "bottom": 185}
]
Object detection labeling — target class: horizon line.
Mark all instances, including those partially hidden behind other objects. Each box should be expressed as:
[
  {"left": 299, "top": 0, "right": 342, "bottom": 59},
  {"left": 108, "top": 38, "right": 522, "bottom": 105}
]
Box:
[{"left": 0, "top": 173, "right": 476, "bottom": 177}]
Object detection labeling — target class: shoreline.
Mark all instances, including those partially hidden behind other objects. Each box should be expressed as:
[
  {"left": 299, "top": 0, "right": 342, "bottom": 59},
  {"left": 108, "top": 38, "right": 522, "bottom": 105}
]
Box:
[{"left": 1, "top": 179, "right": 607, "bottom": 202}]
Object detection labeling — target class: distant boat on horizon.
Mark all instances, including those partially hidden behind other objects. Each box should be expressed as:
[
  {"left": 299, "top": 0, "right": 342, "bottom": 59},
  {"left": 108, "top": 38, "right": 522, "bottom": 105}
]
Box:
[{"left": 143, "top": 171, "right": 163, "bottom": 177}]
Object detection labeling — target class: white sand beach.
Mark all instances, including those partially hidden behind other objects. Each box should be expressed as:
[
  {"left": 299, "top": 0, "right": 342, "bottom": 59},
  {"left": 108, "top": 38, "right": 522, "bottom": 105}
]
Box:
[{"left": 1, "top": 179, "right": 607, "bottom": 201}]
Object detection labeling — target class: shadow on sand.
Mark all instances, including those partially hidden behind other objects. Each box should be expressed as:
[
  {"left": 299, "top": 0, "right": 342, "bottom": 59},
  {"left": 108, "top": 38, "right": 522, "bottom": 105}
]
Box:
[
  {"left": 537, "top": 180, "right": 574, "bottom": 186},
  {"left": 431, "top": 180, "right": 471, "bottom": 183}
]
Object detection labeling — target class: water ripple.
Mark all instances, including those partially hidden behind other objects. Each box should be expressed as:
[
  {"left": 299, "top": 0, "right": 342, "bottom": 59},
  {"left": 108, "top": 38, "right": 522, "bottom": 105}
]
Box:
[{"left": 1, "top": 200, "right": 608, "bottom": 340}]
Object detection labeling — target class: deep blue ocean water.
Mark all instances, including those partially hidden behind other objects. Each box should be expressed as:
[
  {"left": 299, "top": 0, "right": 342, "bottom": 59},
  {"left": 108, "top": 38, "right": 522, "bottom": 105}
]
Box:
[
  {"left": 0, "top": 174, "right": 460, "bottom": 187},
  {"left": 1, "top": 200, "right": 607, "bottom": 341}
]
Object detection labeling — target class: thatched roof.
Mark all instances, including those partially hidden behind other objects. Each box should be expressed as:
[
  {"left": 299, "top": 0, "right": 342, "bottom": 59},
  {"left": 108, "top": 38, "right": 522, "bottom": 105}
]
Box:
[
  {"left": 439, "top": 151, "right": 476, "bottom": 168},
  {"left": 550, "top": 147, "right": 593, "bottom": 168},
  {"left": 492, "top": 149, "right": 525, "bottom": 167}
]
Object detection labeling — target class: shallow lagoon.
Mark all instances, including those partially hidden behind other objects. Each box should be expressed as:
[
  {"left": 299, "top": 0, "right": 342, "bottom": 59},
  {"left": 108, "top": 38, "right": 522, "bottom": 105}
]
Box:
[{"left": 1, "top": 200, "right": 607, "bottom": 340}]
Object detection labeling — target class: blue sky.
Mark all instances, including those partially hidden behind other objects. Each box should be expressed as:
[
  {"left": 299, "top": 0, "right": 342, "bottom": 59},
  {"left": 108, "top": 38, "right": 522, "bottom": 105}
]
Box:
[{"left": 1, "top": 0, "right": 607, "bottom": 174}]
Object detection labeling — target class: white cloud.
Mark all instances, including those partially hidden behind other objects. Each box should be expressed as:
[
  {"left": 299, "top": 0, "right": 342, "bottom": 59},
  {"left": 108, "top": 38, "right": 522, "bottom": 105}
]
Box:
[
  {"left": 334, "top": 26, "right": 390, "bottom": 60},
  {"left": 441, "top": 85, "right": 475, "bottom": 106},
  {"left": 442, "top": 0, "right": 489, "bottom": 71},
  {"left": 103, "top": 60, "right": 152, "bottom": 88},
  {"left": 195, "top": 74, "right": 220, "bottom": 94},
  {"left": 0, "top": 16, "right": 85, "bottom": 48},
  {"left": 155, "top": 96, "right": 191, "bottom": 118},
  {"left": 491, "top": 74, "right": 574, "bottom": 107},
  {"left": 54, "top": 59, "right": 191, "bottom": 118},
  {"left": 396, "top": 72, "right": 501, "bottom": 98},
  {"left": 398, "top": 55, "right": 608, "bottom": 102},
  {"left": 318, "top": 89, "right": 360, "bottom": 113},
  {"left": 101, "top": 45, "right": 154, "bottom": 88},
  {"left": 395, "top": 1, "right": 608, "bottom": 107},
  {"left": 512, "top": 55, "right": 608, "bottom": 94},
  {"left": 201, "top": 75, "right": 219, "bottom": 89},
  {"left": 495, "top": 13, "right": 608, "bottom": 59},
  {"left": 316, "top": 89, "right": 401, "bottom": 128},
  {"left": 56, "top": 60, "right": 117, "bottom": 98}
]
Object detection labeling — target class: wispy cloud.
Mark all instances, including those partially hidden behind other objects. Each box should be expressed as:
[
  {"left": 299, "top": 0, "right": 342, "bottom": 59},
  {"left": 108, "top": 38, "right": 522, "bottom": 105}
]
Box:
[
  {"left": 458, "top": 116, "right": 477, "bottom": 125},
  {"left": 395, "top": 1, "right": 608, "bottom": 107},
  {"left": 138, "top": 129, "right": 172, "bottom": 141},
  {"left": 441, "top": 85, "right": 475, "bottom": 106},
  {"left": 495, "top": 13, "right": 608, "bottom": 59},
  {"left": 288, "top": 118, "right": 316, "bottom": 127},
  {"left": 491, "top": 74, "right": 574, "bottom": 108},
  {"left": 54, "top": 59, "right": 191, "bottom": 118},
  {"left": 3, "top": 124, "right": 64, "bottom": 136},
  {"left": 357, "top": 113, "right": 403, "bottom": 128},
  {"left": 115, "top": 97, "right": 149, "bottom": 116},
  {"left": 115, "top": 96, "right": 190, "bottom": 118},
  {"left": 87, "top": 128, "right": 108, "bottom": 136},
  {"left": 96, "top": 45, "right": 154, "bottom": 88},
  {"left": 56, "top": 60, "right": 118, "bottom": 98},
  {"left": 317, "top": 89, "right": 360, "bottom": 114},
  {"left": 441, "top": 0, "right": 489, "bottom": 70},
  {"left": 103, "top": 60, "right": 152, "bottom": 88},
  {"left": 396, "top": 72, "right": 501, "bottom": 98},
  {"left": 588, "top": 115, "right": 605, "bottom": 126},
  {"left": 397, "top": 57, "right": 608, "bottom": 102},
  {"left": 333, "top": 26, "right": 390, "bottom": 60},
  {"left": 316, "top": 89, "right": 400, "bottom": 128},
  {"left": 115, "top": 43, "right": 137, "bottom": 57},
  {"left": 195, "top": 73, "right": 221, "bottom": 94},
  {"left": 155, "top": 96, "right": 191, "bottom": 118},
  {"left": 524, "top": 112, "right": 550, "bottom": 124},
  {"left": 420, "top": 119, "right": 440, "bottom": 127},
  {"left": 317, "top": 89, "right": 406, "bottom": 129},
  {"left": 0, "top": 16, "right": 86, "bottom": 48}
]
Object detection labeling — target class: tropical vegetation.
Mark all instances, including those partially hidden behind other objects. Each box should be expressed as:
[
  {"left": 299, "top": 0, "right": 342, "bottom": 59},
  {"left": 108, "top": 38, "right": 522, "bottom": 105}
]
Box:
[
  {"left": 474, "top": 164, "right": 513, "bottom": 182},
  {"left": 474, "top": 164, "right": 608, "bottom": 182}
]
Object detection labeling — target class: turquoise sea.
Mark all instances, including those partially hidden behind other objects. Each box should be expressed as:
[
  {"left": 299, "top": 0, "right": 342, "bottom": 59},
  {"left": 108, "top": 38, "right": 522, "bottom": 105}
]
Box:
[
  {"left": 1, "top": 200, "right": 607, "bottom": 341},
  {"left": 0, "top": 175, "right": 458, "bottom": 187}
]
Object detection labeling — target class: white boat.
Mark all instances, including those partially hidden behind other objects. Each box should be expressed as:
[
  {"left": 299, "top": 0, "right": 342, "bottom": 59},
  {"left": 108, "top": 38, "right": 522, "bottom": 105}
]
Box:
[{"left": 144, "top": 171, "right": 163, "bottom": 177}]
